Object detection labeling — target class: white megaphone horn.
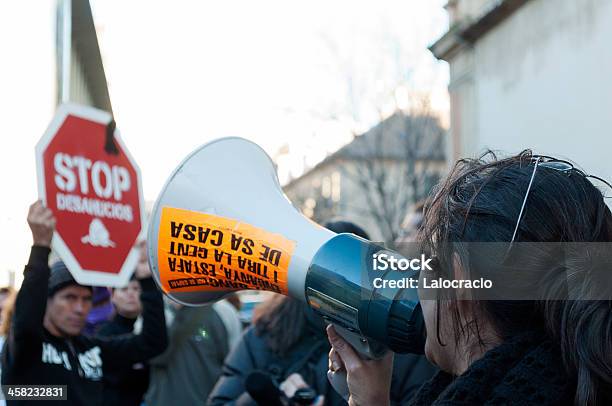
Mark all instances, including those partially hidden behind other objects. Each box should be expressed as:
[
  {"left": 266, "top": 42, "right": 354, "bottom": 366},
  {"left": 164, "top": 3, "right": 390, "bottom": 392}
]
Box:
[
  {"left": 148, "top": 137, "right": 333, "bottom": 304},
  {"left": 147, "top": 137, "right": 425, "bottom": 399}
]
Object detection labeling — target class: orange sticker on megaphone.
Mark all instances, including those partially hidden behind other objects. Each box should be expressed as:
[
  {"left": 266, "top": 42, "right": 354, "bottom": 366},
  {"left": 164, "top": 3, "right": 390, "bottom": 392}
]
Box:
[{"left": 157, "top": 207, "right": 295, "bottom": 295}]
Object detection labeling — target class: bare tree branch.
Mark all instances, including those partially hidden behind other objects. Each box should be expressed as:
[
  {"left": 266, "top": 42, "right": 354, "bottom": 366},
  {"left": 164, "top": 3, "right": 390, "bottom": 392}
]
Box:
[{"left": 341, "top": 103, "right": 445, "bottom": 247}]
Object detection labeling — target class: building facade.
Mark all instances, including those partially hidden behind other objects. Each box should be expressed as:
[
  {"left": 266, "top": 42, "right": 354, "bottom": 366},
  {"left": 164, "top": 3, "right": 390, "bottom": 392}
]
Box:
[
  {"left": 431, "top": 0, "right": 612, "bottom": 181},
  {"left": 284, "top": 112, "right": 446, "bottom": 244},
  {"left": 57, "top": 0, "right": 112, "bottom": 111}
]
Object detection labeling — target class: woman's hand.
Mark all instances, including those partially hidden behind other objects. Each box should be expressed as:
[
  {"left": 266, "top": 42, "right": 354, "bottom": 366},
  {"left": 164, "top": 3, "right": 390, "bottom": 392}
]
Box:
[{"left": 327, "top": 325, "right": 393, "bottom": 406}]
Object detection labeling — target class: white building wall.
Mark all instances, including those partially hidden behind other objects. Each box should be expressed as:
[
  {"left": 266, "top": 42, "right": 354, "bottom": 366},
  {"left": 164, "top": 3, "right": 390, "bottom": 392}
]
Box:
[
  {"left": 466, "top": 0, "right": 612, "bottom": 179},
  {"left": 448, "top": 50, "right": 478, "bottom": 162},
  {"left": 454, "top": 0, "right": 500, "bottom": 22}
]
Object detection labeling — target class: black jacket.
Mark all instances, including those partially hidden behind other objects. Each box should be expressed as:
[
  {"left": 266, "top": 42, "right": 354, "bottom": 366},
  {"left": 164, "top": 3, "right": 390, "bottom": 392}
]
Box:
[
  {"left": 207, "top": 325, "right": 436, "bottom": 406},
  {"left": 1, "top": 246, "right": 168, "bottom": 406},
  {"left": 407, "top": 332, "right": 574, "bottom": 406},
  {"left": 98, "top": 314, "right": 150, "bottom": 406}
]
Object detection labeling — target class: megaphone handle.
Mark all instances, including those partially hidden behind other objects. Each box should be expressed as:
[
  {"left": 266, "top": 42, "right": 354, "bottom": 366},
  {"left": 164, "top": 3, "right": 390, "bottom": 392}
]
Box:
[
  {"left": 326, "top": 324, "right": 377, "bottom": 401},
  {"left": 327, "top": 369, "right": 350, "bottom": 401}
]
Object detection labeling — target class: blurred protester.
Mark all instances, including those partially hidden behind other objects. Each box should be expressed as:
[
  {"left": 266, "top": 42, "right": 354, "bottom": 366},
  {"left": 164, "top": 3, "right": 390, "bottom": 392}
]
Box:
[
  {"left": 145, "top": 298, "right": 240, "bottom": 405},
  {"left": 0, "top": 288, "right": 15, "bottom": 321},
  {"left": 396, "top": 200, "right": 425, "bottom": 244},
  {"left": 0, "top": 288, "right": 16, "bottom": 405},
  {"left": 214, "top": 298, "right": 243, "bottom": 349},
  {"left": 84, "top": 287, "right": 114, "bottom": 335},
  {"left": 0, "top": 288, "right": 16, "bottom": 347},
  {"left": 327, "top": 151, "right": 612, "bottom": 405},
  {"left": 98, "top": 266, "right": 148, "bottom": 406},
  {"left": 208, "top": 220, "right": 435, "bottom": 406},
  {"left": 225, "top": 293, "right": 242, "bottom": 312},
  {"left": 101, "top": 277, "right": 143, "bottom": 335},
  {"left": 207, "top": 294, "right": 330, "bottom": 406},
  {"left": 1, "top": 201, "right": 167, "bottom": 406}
]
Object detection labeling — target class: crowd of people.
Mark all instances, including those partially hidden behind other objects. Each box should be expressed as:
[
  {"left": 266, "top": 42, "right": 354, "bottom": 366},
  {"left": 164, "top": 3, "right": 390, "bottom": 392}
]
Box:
[
  {"left": 1, "top": 150, "right": 611, "bottom": 405},
  {"left": 0, "top": 202, "right": 243, "bottom": 406}
]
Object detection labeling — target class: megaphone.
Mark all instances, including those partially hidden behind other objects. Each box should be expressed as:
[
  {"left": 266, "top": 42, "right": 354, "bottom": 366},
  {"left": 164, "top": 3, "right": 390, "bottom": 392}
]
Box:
[{"left": 147, "top": 137, "right": 425, "bottom": 397}]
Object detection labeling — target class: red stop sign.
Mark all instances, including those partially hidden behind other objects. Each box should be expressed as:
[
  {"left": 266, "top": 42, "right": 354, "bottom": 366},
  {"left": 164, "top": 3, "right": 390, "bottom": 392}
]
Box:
[{"left": 36, "top": 104, "right": 145, "bottom": 287}]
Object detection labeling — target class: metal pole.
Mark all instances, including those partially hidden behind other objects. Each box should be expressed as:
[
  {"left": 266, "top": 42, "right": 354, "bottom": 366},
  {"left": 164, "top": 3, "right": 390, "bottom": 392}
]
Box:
[{"left": 59, "top": 0, "right": 72, "bottom": 103}]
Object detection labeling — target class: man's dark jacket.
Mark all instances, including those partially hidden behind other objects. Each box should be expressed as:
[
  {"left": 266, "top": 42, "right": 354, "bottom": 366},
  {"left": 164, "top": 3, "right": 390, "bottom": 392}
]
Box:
[
  {"left": 98, "top": 314, "right": 150, "bottom": 406},
  {"left": 1, "top": 246, "right": 167, "bottom": 405}
]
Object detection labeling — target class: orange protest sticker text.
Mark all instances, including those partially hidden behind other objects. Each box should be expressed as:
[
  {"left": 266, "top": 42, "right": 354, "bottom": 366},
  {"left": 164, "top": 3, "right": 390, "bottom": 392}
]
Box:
[{"left": 157, "top": 207, "right": 295, "bottom": 294}]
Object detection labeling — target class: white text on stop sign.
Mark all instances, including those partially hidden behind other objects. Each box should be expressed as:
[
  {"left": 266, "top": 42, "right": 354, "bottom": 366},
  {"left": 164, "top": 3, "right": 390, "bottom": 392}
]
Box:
[{"left": 54, "top": 153, "right": 131, "bottom": 201}]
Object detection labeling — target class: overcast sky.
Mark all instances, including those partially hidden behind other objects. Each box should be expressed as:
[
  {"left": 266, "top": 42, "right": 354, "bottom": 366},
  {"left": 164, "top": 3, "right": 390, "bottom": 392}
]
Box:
[{"left": 0, "top": 0, "right": 448, "bottom": 283}]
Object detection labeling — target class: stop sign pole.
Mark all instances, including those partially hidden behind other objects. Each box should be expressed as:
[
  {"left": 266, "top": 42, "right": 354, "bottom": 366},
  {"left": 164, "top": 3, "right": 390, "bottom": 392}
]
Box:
[{"left": 36, "top": 103, "right": 145, "bottom": 287}]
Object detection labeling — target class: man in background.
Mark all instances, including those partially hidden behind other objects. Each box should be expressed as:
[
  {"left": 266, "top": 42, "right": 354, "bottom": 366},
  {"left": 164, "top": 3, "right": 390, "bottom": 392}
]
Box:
[
  {"left": 145, "top": 298, "right": 241, "bottom": 405},
  {"left": 98, "top": 270, "right": 149, "bottom": 406}
]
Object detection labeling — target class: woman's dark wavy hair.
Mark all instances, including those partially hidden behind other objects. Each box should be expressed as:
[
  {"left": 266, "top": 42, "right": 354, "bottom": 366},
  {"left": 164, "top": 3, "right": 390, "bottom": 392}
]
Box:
[
  {"left": 253, "top": 294, "right": 309, "bottom": 356},
  {"left": 419, "top": 150, "right": 612, "bottom": 405}
]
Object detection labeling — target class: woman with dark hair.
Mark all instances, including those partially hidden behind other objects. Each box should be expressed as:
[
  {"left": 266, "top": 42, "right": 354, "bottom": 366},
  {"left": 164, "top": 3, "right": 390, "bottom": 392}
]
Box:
[
  {"left": 327, "top": 151, "right": 612, "bottom": 405},
  {"left": 207, "top": 293, "right": 332, "bottom": 405}
]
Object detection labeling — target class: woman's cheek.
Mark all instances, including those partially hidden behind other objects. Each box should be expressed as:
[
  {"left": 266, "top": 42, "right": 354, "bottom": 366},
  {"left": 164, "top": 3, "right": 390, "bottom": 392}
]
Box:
[{"left": 420, "top": 298, "right": 438, "bottom": 365}]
